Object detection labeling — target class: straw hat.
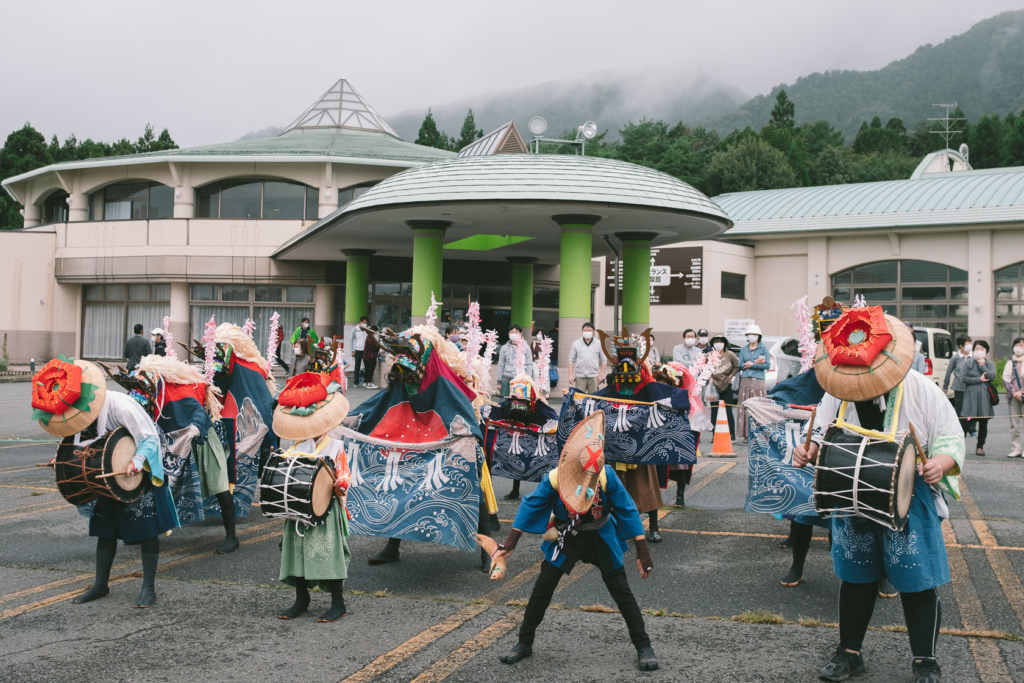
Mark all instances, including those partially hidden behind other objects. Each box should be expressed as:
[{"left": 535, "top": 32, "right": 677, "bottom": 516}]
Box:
[
  {"left": 32, "top": 357, "right": 107, "bottom": 437},
  {"left": 813, "top": 308, "right": 913, "bottom": 402},
  {"left": 273, "top": 372, "right": 350, "bottom": 442},
  {"left": 557, "top": 410, "right": 606, "bottom": 515}
]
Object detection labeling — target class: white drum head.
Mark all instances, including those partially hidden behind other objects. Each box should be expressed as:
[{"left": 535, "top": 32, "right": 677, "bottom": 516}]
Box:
[
  {"left": 311, "top": 463, "right": 334, "bottom": 517},
  {"left": 896, "top": 442, "right": 916, "bottom": 519},
  {"left": 111, "top": 436, "right": 142, "bottom": 492}
]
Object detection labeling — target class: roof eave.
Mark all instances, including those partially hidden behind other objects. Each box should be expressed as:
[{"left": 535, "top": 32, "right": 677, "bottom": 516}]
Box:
[{"left": 0, "top": 153, "right": 439, "bottom": 189}]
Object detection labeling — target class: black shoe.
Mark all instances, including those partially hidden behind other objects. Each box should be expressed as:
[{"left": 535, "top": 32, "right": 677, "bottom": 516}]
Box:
[
  {"left": 368, "top": 538, "right": 401, "bottom": 564},
  {"left": 878, "top": 577, "right": 898, "bottom": 598},
  {"left": 72, "top": 548, "right": 116, "bottom": 604},
  {"left": 649, "top": 530, "right": 663, "bottom": 543},
  {"left": 490, "top": 513, "right": 501, "bottom": 533},
  {"left": 503, "top": 492, "right": 520, "bottom": 500},
  {"left": 481, "top": 548, "right": 492, "bottom": 574},
  {"left": 912, "top": 658, "right": 942, "bottom": 683},
  {"left": 318, "top": 579, "right": 347, "bottom": 622},
  {"left": 279, "top": 598, "right": 310, "bottom": 619},
  {"left": 819, "top": 647, "right": 865, "bottom": 681},
  {"left": 778, "top": 536, "right": 795, "bottom": 549},
  {"left": 134, "top": 553, "right": 159, "bottom": 608},
  {"left": 499, "top": 643, "right": 533, "bottom": 665},
  {"left": 637, "top": 646, "right": 659, "bottom": 671},
  {"left": 780, "top": 567, "right": 804, "bottom": 587},
  {"left": 215, "top": 535, "right": 240, "bottom": 554},
  {"left": 674, "top": 492, "right": 685, "bottom": 508}
]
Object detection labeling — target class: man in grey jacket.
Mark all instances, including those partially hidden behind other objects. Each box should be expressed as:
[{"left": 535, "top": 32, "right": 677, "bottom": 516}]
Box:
[
  {"left": 496, "top": 324, "right": 534, "bottom": 398},
  {"left": 672, "top": 329, "right": 702, "bottom": 367},
  {"left": 124, "top": 324, "right": 152, "bottom": 371},
  {"left": 942, "top": 334, "right": 974, "bottom": 436},
  {"left": 567, "top": 322, "right": 605, "bottom": 394}
]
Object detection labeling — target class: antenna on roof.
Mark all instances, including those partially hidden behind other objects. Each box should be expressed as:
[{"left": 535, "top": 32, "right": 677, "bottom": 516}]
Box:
[{"left": 928, "top": 103, "right": 964, "bottom": 150}]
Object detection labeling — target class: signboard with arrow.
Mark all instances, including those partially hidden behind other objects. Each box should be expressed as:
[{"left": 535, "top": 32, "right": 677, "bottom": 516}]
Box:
[{"left": 605, "top": 246, "right": 703, "bottom": 306}]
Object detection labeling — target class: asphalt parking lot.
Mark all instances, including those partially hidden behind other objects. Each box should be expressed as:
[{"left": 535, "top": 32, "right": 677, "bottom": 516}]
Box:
[{"left": 1, "top": 380, "right": 1022, "bottom": 682}]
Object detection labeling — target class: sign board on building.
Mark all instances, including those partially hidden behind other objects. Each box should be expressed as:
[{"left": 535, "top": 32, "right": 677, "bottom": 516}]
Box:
[
  {"left": 604, "top": 246, "right": 703, "bottom": 306},
  {"left": 724, "top": 319, "right": 755, "bottom": 346}
]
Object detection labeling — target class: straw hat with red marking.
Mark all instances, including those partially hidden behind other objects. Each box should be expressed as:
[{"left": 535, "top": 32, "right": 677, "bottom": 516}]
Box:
[
  {"left": 31, "top": 356, "right": 107, "bottom": 438},
  {"left": 813, "top": 306, "right": 914, "bottom": 402},
  {"left": 273, "top": 372, "right": 350, "bottom": 442},
  {"left": 557, "top": 410, "right": 606, "bottom": 515}
]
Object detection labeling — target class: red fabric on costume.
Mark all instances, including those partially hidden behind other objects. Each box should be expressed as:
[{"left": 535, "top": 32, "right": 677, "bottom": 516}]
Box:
[
  {"left": 369, "top": 402, "right": 449, "bottom": 442},
  {"left": 161, "top": 382, "right": 206, "bottom": 411},
  {"left": 420, "top": 351, "right": 476, "bottom": 402}
]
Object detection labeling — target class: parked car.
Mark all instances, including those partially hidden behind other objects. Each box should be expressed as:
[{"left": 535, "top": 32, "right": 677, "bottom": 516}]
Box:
[
  {"left": 911, "top": 327, "right": 954, "bottom": 398},
  {"left": 759, "top": 335, "right": 802, "bottom": 392}
]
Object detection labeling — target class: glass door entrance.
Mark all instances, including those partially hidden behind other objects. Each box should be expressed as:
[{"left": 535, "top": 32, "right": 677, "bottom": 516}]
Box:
[{"left": 372, "top": 282, "right": 411, "bottom": 331}]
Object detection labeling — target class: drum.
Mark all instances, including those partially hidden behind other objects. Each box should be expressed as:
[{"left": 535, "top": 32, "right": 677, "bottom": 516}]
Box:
[
  {"left": 259, "top": 453, "right": 335, "bottom": 526},
  {"left": 814, "top": 423, "right": 917, "bottom": 531},
  {"left": 54, "top": 427, "right": 148, "bottom": 505}
]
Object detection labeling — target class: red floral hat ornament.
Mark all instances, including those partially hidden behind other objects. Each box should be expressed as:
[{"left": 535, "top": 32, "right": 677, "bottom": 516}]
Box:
[
  {"left": 813, "top": 307, "right": 914, "bottom": 402},
  {"left": 821, "top": 306, "right": 892, "bottom": 367},
  {"left": 31, "top": 356, "right": 106, "bottom": 437},
  {"left": 273, "top": 371, "right": 349, "bottom": 442}
]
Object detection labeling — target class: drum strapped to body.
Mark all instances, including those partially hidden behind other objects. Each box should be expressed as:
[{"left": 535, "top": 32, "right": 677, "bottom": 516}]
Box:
[
  {"left": 259, "top": 440, "right": 336, "bottom": 530},
  {"left": 814, "top": 422, "right": 917, "bottom": 532},
  {"left": 54, "top": 427, "right": 148, "bottom": 505}
]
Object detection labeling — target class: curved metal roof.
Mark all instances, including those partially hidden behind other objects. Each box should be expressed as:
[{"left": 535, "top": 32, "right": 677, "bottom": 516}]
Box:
[
  {"left": 274, "top": 154, "right": 731, "bottom": 262},
  {"left": 714, "top": 167, "right": 1024, "bottom": 236}
]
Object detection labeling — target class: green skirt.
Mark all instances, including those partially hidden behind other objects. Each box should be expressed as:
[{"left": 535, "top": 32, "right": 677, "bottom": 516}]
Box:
[
  {"left": 279, "top": 498, "right": 350, "bottom": 591},
  {"left": 196, "top": 427, "right": 230, "bottom": 498}
]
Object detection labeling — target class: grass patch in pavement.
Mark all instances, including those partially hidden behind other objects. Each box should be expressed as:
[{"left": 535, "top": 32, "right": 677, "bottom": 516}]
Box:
[
  {"left": 732, "top": 610, "right": 786, "bottom": 625},
  {"left": 580, "top": 604, "right": 620, "bottom": 613},
  {"left": 798, "top": 617, "right": 823, "bottom": 627},
  {"left": 505, "top": 598, "right": 528, "bottom": 608},
  {"left": 548, "top": 603, "right": 566, "bottom": 610},
  {"left": 644, "top": 608, "right": 669, "bottom": 617}
]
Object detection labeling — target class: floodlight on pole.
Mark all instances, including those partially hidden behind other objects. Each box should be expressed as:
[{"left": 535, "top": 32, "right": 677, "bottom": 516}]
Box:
[
  {"left": 528, "top": 116, "right": 548, "bottom": 136},
  {"left": 580, "top": 121, "right": 597, "bottom": 140},
  {"left": 528, "top": 117, "right": 598, "bottom": 155}
]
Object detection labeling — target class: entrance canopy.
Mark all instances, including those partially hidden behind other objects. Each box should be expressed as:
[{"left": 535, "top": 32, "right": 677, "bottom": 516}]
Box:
[{"left": 273, "top": 154, "right": 732, "bottom": 263}]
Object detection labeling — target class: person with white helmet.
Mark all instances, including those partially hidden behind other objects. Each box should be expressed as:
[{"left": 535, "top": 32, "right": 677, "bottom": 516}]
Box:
[
  {"left": 736, "top": 324, "right": 770, "bottom": 444},
  {"left": 150, "top": 328, "right": 166, "bottom": 357}
]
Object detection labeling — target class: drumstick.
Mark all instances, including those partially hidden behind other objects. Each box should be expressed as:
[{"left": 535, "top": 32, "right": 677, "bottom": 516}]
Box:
[
  {"left": 803, "top": 408, "right": 817, "bottom": 451},
  {"left": 35, "top": 463, "right": 55, "bottom": 468},
  {"left": 96, "top": 471, "right": 129, "bottom": 479},
  {"left": 908, "top": 423, "right": 929, "bottom": 465}
]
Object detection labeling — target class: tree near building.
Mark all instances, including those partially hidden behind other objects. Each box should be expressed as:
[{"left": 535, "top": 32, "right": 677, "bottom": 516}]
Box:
[
  {"left": 768, "top": 89, "right": 796, "bottom": 129},
  {"left": 453, "top": 109, "right": 484, "bottom": 151},
  {"left": 415, "top": 109, "right": 454, "bottom": 151},
  {"left": 0, "top": 124, "right": 53, "bottom": 230},
  {"left": 702, "top": 137, "right": 797, "bottom": 195}
]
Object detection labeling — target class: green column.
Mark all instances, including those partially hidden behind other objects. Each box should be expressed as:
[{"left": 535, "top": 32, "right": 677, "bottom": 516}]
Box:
[
  {"left": 341, "top": 249, "right": 374, "bottom": 324},
  {"left": 408, "top": 220, "right": 449, "bottom": 321},
  {"left": 617, "top": 232, "right": 658, "bottom": 328},
  {"left": 553, "top": 215, "right": 600, "bottom": 321},
  {"left": 508, "top": 257, "right": 539, "bottom": 331}
]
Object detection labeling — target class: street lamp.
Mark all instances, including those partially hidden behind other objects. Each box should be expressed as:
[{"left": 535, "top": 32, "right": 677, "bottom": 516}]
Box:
[{"left": 528, "top": 117, "right": 598, "bottom": 155}]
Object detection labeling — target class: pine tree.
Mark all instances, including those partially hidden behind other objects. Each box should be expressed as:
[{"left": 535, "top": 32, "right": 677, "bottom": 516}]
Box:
[
  {"left": 454, "top": 109, "right": 484, "bottom": 151},
  {"left": 1004, "top": 114, "right": 1024, "bottom": 166},
  {"left": 415, "top": 109, "right": 453, "bottom": 151},
  {"left": 769, "top": 90, "right": 795, "bottom": 129}
]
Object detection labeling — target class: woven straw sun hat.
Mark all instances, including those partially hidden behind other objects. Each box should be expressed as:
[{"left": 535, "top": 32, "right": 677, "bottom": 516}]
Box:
[
  {"left": 557, "top": 410, "right": 606, "bottom": 515},
  {"left": 813, "top": 307, "right": 914, "bottom": 402},
  {"left": 32, "top": 358, "right": 107, "bottom": 437},
  {"left": 273, "top": 372, "right": 350, "bottom": 442}
]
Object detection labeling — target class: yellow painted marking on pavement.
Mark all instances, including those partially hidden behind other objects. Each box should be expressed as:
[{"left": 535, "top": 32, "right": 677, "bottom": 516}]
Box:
[
  {"left": 942, "top": 520, "right": 1013, "bottom": 682},
  {"left": 658, "top": 527, "right": 1024, "bottom": 551},
  {"left": 409, "top": 610, "right": 522, "bottom": 683},
  {"left": 479, "top": 563, "right": 541, "bottom": 605},
  {"left": 0, "top": 484, "right": 59, "bottom": 492},
  {"left": 0, "top": 466, "right": 47, "bottom": 475},
  {"left": 959, "top": 481, "right": 1024, "bottom": 631},
  {"left": 0, "top": 443, "right": 51, "bottom": 450},
  {"left": 339, "top": 604, "right": 490, "bottom": 683},
  {"left": 686, "top": 461, "right": 735, "bottom": 496},
  {"left": 0, "top": 520, "right": 280, "bottom": 607},
  {"left": 0, "top": 504, "right": 67, "bottom": 521}
]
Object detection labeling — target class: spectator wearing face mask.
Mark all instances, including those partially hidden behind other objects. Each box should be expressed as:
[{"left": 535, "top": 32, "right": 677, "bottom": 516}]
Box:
[
  {"left": 956, "top": 339, "right": 995, "bottom": 456},
  {"left": 290, "top": 316, "right": 319, "bottom": 345},
  {"left": 350, "top": 316, "right": 369, "bottom": 388},
  {"left": 672, "top": 329, "right": 703, "bottom": 367},
  {"left": 290, "top": 337, "right": 311, "bottom": 377},
  {"left": 943, "top": 334, "right": 975, "bottom": 437},
  {"left": 532, "top": 330, "right": 551, "bottom": 396},
  {"left": 736, "top": 325, "right": 770, "bottom": 444},
  {"left": 445, "top": 325, "right": 463, "bottom": 351},
  {"left": 647, "top": 334, "right": 661, "bottom": 370},
  {"left": 1004, "top": 337, "right": 1024, "bottom": 458},
  {"left": 567, "top": 322, "right": 605, "bottom": 394},
  {"left": 708, "top": 335, "right": 739, "bottom": 440},
  {"left": 695, "top": 328, "right": 712, "bottom": 354},
  {"left": 496, "top": 324, "right": 534, "bottom": 398}
]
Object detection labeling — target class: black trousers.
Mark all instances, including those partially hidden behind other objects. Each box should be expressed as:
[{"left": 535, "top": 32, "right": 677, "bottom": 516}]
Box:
[
  {"left": 363, "top": 355, "right": 377, "bottom": 384},
  {"left": 518, "top": 533, "right": 650, "bottom": 650},
  {"left": 954, "top": 390, "right": 973, "bottom": 435},
  {"left": 353, "top": 350, "right": 365, "bottom": 384},
  {"left": 709, "top": 386, "right": 736, "bottom": 438}
]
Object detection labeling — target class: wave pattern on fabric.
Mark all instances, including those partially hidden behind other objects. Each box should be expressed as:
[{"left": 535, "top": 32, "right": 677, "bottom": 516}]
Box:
[
  {"left": 743, "top": 396, "right": 818, "bottom": 518},
  {"left": 487, "top": 421, "right": 559, "bottom": 482},
  {"left": 556, "top": 391, "right": 696, "bottom": 466},
  {"left": 333, "top": 428, "right": 481, "bottom": 552}
]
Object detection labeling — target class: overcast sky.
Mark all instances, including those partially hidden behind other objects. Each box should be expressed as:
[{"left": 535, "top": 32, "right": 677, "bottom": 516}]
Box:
[{"left": 3, "top": 0, "right": 1023, "bottom": 147}]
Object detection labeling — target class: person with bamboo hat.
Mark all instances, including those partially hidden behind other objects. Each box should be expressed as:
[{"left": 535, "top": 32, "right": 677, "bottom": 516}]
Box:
[
  {"left": 791, "top": 307, "right": 964, "bottom": 683},
  {"left": 271, "top": 371, "right": 353, "bottom": 622},
  {"left": 493, "top": 410, "right": 658, "bottom": 672},
  {"left": 31, "top": 355, "right": 179, "bottom": 608}
]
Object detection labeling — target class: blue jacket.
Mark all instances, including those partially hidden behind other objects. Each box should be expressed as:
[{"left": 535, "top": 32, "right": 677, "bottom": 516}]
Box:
[
  {"left": 511, "top": 464, "right": 645, "bottom": 571},
  {"left": 739, "top": 343, "right": 770, "bottom": 380}
]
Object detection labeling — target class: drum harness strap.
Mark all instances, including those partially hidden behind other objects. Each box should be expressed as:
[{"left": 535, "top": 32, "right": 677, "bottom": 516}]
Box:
[
  {"left": 826, "top": 382, "right": 905, "bottom": 522},
  {"left": 277, "top": 438, "right": 333, "bottom": 537}
]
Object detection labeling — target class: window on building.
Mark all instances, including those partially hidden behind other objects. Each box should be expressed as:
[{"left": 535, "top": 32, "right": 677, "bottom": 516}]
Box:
[
  {"left": 336, "top": 182, "right": 378, "bottom": 208},
  {"left": 831, "top": 260, "right": 968, "bottom": 335},
  {"left": 194, "top": 179, "right": 319, "bottom": 219},
  {"left": 82, "top": 284, "right": 170, "bottom": 359},
  {"left": 721, "top": 272, "right": 746, "bottom": 300},
  {"left": 995, "top": 262, "right": 1024, "bottom": 359},
  {"left": 102, "top": 183, "right": 173, "bottom": 220},
  {"left": 188, "top": 284, "right": 316, "bottom": 358},
  {"left": 40, "top": 190, "right": 69, "bottom": 225}
]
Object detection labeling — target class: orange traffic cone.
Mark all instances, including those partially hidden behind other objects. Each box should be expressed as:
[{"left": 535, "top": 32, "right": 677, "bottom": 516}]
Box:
[{"left": 710, "top": 400, "right": 735, "bottom": 457}]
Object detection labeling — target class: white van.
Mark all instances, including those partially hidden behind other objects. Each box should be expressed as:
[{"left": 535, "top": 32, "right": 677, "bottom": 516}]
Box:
[{"left": 912, "top": 327, "right": 954, "bottom": 398}]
